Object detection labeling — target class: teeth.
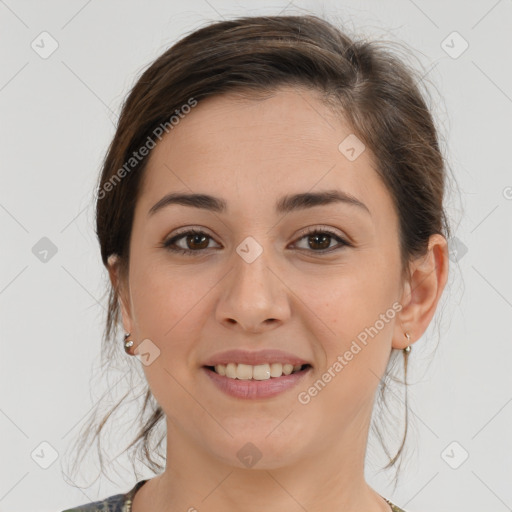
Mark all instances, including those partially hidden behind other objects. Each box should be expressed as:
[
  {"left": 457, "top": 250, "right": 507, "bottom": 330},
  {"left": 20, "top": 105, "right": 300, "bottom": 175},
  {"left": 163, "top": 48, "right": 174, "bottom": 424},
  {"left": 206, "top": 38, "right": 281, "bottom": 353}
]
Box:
[
  {"left": 213, "top": 363, "right": 304, "bottom": 380},
  {"left": 236, "top": 363, "right": 253, "bottom": 380}
]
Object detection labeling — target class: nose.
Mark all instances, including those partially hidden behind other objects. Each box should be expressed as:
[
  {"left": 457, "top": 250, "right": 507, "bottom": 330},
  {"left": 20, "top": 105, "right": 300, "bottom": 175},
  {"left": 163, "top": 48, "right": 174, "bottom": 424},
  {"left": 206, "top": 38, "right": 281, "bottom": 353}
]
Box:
[{"left": 215, "top": 243, "right": 291, "bottom": 333}]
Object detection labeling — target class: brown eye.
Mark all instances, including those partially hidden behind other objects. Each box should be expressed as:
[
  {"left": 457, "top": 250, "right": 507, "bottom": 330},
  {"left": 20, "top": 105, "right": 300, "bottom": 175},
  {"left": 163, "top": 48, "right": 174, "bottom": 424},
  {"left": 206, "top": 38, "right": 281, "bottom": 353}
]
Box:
[
  {"left": 163, "top": 229, "right": 218, "bottom": 255},
  {"left": 293, "top": 228, "right": 351, "bottom": 253},
  {"left": 162, "top": 227, "right": 350, "bottom": 256},
  {"left": 184, "top": 232, "right": 210, "bottom": 250},
  {"left": 306, "top": 232, "right": 332, "bottom": 250}
]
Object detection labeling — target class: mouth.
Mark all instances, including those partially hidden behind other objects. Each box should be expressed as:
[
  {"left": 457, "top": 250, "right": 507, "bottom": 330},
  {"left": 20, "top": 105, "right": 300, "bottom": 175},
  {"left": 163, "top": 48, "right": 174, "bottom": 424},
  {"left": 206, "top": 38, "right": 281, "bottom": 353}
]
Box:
[
  {"left": 203, "top": 363, "right": 312, "bottom": 380},
  {"left": 202, "top": 363, "right": 313, "bottom": 399}
]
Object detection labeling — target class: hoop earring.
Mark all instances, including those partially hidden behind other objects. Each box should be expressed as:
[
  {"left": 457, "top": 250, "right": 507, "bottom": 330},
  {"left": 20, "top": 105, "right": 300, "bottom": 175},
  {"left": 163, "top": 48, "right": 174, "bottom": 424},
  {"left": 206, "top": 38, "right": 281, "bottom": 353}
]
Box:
[{"left": 124, "top": 332, "right": 134, "bottom": 355}]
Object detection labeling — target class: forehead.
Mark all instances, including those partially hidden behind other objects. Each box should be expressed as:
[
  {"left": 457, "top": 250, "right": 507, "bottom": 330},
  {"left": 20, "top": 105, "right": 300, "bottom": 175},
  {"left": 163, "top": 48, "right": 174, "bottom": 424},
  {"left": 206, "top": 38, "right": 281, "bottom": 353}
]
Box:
[{"left": 137, "top": 87, "right": 392, "bottom": 219}]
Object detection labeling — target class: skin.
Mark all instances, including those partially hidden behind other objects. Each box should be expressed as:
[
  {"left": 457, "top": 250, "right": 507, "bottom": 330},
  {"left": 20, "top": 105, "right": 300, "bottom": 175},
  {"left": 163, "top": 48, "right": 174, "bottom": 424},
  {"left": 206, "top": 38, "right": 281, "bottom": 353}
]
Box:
[{"left": 108, "top": 86, "right": 448, "bottom": 512}]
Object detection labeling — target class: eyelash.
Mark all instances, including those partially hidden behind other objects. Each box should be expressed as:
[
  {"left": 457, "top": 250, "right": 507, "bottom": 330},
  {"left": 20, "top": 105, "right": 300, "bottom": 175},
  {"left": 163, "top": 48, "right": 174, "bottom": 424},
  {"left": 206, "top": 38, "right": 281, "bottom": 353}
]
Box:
[{"left": 160, "top": 227, "right": 351, "bottom": 256}]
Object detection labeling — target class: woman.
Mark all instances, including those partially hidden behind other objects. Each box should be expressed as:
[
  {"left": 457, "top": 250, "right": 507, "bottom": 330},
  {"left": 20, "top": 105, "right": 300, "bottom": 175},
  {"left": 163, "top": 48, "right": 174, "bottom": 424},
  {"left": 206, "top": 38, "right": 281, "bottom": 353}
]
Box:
[{"left": 62, "top": 13, "right": 450, "bottom": 512}]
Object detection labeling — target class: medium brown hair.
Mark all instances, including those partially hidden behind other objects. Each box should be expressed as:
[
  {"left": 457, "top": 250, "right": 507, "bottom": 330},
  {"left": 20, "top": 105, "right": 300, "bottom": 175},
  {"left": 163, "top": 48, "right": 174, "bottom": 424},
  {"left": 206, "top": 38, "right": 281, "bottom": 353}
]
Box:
[{"left": 66, "top": 13, "right": 452, "bottom": 488}]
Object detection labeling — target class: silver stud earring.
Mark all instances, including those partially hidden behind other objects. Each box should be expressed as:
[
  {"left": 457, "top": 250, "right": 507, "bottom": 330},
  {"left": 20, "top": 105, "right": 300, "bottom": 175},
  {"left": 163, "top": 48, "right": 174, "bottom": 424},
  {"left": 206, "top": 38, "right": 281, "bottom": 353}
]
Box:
[
  {"left": 124, "top": 332, "right": 134, "bottom": 354},
  {"left": 403, "top": 331, "right": 411, "bottom": 353}
]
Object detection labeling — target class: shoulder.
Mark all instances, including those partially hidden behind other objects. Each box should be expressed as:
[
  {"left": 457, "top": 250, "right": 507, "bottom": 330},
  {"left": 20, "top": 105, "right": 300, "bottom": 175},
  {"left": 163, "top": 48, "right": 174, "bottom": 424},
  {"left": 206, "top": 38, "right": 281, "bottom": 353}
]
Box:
[
  {"left": 60, "top": 492, "right": 125, "bottom": 512},
  {"left": 61, "top": 480, "right": 148, "bottom": 512},
  {"left": 385, "top": 499, "right": 408, "bottom": 512},
  {"left": 381, "top": 496, "right": 408, "bottom": 512}
]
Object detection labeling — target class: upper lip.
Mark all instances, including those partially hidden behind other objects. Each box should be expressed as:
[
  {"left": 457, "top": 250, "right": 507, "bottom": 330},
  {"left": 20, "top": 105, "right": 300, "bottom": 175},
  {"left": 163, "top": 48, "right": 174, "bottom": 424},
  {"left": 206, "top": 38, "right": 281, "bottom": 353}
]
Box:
[{"left": 202, "top": 349, "right": 312, "bottom": 367}]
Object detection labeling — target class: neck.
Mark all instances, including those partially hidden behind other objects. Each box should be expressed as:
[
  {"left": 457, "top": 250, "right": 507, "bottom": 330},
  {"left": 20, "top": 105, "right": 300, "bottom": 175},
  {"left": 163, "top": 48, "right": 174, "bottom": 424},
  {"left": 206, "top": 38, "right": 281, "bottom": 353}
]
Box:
[{"left": 134, "top": 414, "right": 392, "bottom": 512}]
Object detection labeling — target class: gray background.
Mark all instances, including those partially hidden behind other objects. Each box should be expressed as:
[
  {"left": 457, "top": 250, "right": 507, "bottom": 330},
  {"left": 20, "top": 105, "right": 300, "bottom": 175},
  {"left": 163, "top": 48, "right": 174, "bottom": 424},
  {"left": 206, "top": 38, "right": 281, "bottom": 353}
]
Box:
[{"left": 1, "top": 1, "right": 511, "bottom": 511}]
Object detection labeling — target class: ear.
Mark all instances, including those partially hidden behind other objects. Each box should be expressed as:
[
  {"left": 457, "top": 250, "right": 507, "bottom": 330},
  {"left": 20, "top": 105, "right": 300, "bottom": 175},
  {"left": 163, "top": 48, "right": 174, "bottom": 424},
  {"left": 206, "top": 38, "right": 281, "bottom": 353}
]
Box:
[
  {"left": 392, "top": 234, "right": 449, "bottom": 349},
  {"left": 107, "top": 254, "right": 134, "bottom": 335}
]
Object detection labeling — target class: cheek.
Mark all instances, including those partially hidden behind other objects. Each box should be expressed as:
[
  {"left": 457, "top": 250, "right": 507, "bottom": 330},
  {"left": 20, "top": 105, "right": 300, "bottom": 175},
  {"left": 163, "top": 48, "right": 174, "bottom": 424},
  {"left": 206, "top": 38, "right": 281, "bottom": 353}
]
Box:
[
  {"left": 309, "top": 255, "right": 400, "bottom": 362},
  {"left": 128, "top": 265, "right": 205, "bottom": 412},
  {"left": 303, "top": 275, "right": 399, "bottom": 413},
  {"left": 130, "top": 259, "right": 211, "bottom": 335}
]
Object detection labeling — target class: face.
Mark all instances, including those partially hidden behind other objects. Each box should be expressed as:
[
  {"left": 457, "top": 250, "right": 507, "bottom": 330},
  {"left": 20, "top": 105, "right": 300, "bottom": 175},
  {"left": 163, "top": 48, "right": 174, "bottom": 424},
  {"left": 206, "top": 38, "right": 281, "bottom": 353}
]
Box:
[{"left": 114, "top": 86, "right": 409, "bottom": 469}]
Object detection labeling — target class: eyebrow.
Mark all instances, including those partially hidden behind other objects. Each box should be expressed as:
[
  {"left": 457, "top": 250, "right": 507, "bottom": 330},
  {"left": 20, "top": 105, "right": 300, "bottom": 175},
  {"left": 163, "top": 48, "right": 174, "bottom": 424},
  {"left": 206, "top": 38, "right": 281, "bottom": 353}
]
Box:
[{"left": 147, "top": 189, "right": 371, "bottom": 217}]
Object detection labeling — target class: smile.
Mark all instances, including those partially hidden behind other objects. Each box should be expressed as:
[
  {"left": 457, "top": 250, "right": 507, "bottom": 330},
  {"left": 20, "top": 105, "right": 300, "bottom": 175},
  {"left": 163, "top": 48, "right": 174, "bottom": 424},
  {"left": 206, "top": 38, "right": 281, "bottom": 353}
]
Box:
[
  {"left": 202, "top": 364, "right": 312, "bottom": 399},
  {"left": 208, "top": 362, "right": 309, "bottom": 380}
]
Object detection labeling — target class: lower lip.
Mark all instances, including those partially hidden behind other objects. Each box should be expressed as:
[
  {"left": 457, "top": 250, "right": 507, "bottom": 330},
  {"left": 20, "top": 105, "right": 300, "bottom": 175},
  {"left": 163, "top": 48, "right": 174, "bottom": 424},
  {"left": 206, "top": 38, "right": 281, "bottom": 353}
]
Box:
[{"left": 202, "top": 366, "right": 312, "bottom": 399}]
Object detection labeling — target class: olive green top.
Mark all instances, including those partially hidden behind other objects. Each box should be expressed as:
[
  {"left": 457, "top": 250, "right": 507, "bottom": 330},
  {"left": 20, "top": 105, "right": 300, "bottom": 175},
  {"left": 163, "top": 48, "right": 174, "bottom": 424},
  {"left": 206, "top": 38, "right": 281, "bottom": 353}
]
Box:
[{"left": 62, "top": 479, "right": 407, "bottom": 511}]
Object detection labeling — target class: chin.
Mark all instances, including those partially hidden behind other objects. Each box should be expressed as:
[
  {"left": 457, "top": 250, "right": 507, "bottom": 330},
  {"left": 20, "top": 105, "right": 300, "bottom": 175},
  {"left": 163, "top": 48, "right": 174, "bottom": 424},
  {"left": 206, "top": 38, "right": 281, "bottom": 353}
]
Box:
[{"left": 208, "top": 431, "right": 305, "bottom": 470}]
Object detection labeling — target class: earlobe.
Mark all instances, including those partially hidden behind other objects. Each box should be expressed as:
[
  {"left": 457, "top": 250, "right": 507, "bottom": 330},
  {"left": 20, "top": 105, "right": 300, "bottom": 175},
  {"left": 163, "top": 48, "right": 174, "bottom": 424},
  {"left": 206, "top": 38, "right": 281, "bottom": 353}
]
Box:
[{"left": 392, "top": 234, "right": 449, "bottom": 349}]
